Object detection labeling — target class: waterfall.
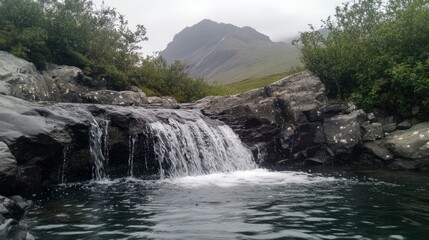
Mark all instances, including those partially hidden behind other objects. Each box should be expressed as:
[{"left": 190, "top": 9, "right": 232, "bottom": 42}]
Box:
[
  {"left": 89, "top": 118, "right": 107, "bottom": 181},
  {"left": 103, "top": 119, "right": 110, "bottom": 166},
  {"left": 128, "top": 134, "right": 137, "bottom": 177},
  {"left": 149, "top": 118, "right": 256, "bottom": 178}
]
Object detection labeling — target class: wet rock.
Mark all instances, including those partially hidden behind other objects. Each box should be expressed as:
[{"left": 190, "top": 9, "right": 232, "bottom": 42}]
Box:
[
  {"left": 397, "top": 120, "right": 412, "bottom": 130},
  {"left": 0, "top": 196, "right": 24, "bottom": 220},
  {"left": 363, "top": 141, "right": 393, "bottom": 162},
  {"left": 390, "top": 160, "right": 419, "bottom": 170},
  {"left": 0, "top": 195, "right": 31, "bottom": 240},
  {"left": 195, "top": 72, "right": 328, "bottom": 166},
  {"left": 361, "top": 122, "right": 384, "bottom": 142}
]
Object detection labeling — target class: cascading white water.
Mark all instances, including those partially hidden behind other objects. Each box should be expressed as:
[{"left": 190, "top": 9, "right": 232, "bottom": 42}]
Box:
[
  {"left": 103, "top": 119, "right": 110, "bottom": 166},
  {"left": 89, "top": 118, "right": 107, "bottom": 181},
  {"left": 128, "top": 134, "right": 137, "bottom": 177},
  {"left": 149, "top": 118, "right": 256, "bottom": 178}
]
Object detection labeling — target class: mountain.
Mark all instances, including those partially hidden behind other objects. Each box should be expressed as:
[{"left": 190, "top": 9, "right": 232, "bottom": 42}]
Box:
[{"left": 161, "top": 19, "right": 300, "bottom": 84}]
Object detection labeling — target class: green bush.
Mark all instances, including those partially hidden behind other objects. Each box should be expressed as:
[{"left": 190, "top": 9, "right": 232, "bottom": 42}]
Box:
[{"left": 295, "top": 0, "right": 429, "bottom": 119}]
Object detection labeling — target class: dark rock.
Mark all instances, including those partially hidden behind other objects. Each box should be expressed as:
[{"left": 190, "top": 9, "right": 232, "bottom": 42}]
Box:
[
  {"left": 397, "top": 120, "right": 412, "bottom": 130},
  {"left": 382, "top": 123, "right": 397, "bottom": 133},
  {"left": 9, "top": 196, "right": 32, "bottom": 210},
  {"left": 367, "top": 112, "right": 376, "bottom": 122},
  {"left": 390, "top": 160, "right": 418, "bottom": 170},
  {"left": 382, "top": 115, "right": 402, "bottom": 125},
  {"left": 412, "top": 106, "right": 420, "bottom": 116},
  {"left": 194, "top": 72, "right": 328, "bottom": 166},
  {"left": 0, "top": 218, "right": 28, "bottom": 240},
  {"left": 0, "top": 196, "right": 25, "bottom": 220},
  {"left": 0, "top": 142, "right": 17, "bottom": 194},
  {"left": 323, "top": 110, "right": 366, "bottom": 162},
  {"left": 361, "top": 122, "right": 384, "bottom": 142},
  {"left": 363, "top": 141, "right": 393, "bottom": 162}
]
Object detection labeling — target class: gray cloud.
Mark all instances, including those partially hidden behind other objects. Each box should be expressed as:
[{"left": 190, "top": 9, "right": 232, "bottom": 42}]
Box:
[{"left": 92, "top": 0, "right": 346, "bottom": 55}]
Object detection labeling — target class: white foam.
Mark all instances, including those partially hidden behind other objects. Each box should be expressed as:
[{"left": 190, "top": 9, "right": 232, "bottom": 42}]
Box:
[{"left": 168, "top": 169, "right": 335, "bottom": 188}]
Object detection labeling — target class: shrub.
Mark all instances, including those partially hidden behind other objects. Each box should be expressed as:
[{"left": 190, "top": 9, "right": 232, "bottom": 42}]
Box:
[{"left": 295, "top": 0, "right": 429, "bottom": 118}]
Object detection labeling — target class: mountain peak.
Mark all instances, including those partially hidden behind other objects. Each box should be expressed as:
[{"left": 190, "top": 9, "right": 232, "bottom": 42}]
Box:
[{"left": 161, "top": 20, "right": 299, "bottom": 84}]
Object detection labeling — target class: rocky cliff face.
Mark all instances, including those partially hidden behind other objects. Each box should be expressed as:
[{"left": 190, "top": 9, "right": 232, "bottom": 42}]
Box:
[{"left": 194, "top": 72, "right": 429, "bottom": 170}]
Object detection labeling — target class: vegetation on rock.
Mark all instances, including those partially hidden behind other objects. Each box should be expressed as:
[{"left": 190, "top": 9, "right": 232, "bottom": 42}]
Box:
[{"left": 295, "top": 0, "right": 429, "bottom": 119}]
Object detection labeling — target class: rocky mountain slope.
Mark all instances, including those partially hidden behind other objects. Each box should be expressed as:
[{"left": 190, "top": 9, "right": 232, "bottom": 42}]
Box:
[{"left": 161, "top": 19, "right": 300, "bottom": 84}]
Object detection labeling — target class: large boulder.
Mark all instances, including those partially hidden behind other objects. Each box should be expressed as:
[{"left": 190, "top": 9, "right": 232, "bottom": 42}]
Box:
[
  {"left": 0, "top": 51, "right": 104, "bottom": 103},
  {"left": 384, "top": 122, "right": 429, "bottom": 170},
  {"left": 323, "top": 110, "right": 366, "bottom": 162}
]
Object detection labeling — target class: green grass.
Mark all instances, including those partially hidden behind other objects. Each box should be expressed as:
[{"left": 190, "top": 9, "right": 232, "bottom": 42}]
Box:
[{"left": 223, "top": 67, "right": 305, "bottom": 95}]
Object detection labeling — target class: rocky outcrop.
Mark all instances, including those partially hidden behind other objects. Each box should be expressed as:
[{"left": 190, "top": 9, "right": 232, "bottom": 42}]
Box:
[
  {"left": 195, "top": 72, "right": 345, "bottom": 166},
  {"left": 0, "top": 94, "right": 225, "bottom": 195},
  {"left": 0, "top": 51, "right": 105, "bottom": 103},
  {"left": 0, "top": 195, "right": 33, "bottom": 240},
  {"left": 84, "top": 90, "right": 149, "bottom": 106},
  {"left": 194, "top": 72, "right": 429, "bottom": 171},
  {"left": 0, "top": 51, "right": 179, "bottom": 108}
]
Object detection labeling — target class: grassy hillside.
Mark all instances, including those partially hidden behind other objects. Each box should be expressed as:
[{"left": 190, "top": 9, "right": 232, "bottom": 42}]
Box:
[
  {"left": 223, "top": 67, "right": 305, "bottom": 95},
  {"left": 209, "top": 44, "right": 301, "bottom": 84}
]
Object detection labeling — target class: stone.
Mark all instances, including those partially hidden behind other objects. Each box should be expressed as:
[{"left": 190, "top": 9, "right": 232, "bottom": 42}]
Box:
[
  {"left": 385, "top": 122, "right": 429, "bottom": 160},
  {"left": 361, "top": 122, "right": 384, "bottom": 142},
  {"left": 0, "top": 51, "right": 104, "bottom": 103},
  {"left": 382, "top": 123, "right": 397, "bottom": 133},
  {"left": 397, "top": 120, "right": 412, "bottom": 130},
  {"left": 367, "top": 112, "right": 376, "bottom": 122},
  {"left": 323, "top": 110, "right": 366, "bottom": 161},
  {"left": 390, "top": 160, "right": 418, "bottom": 170},
  {"left": 0, "top": 218, "right": 28, "bottom": 240},
  {"left": 363, "top": 141, "right": 393, "bottom": 162},
  {"left": 0, "top": 142, "right": 17, "bottom": 190},
  {"left": 0, "top": 196, "right": 25, "bottom": 219},
  {"left": 147, "top": 96, "right": 179, "bottom": 109},
  {"left": 84, "top": 90, "right": 148, "bottom": 106},
  {"left": 194, "top": 72, "right": 328, "bottom": 166}
]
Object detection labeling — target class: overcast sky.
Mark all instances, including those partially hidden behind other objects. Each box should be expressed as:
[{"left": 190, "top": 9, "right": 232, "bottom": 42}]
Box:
[{"left": 92, "top": 0, "right": 346, "bottom": 55}]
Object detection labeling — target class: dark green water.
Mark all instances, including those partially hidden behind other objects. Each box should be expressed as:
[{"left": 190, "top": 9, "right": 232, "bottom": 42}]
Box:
[{"left": 27, "top": 168, "right": 429, "bottom": 240}]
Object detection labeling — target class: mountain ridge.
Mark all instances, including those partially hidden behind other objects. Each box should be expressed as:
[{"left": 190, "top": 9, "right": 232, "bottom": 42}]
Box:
[{"left": 161, "top": 19, "right": 300, "bottom": 84}]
